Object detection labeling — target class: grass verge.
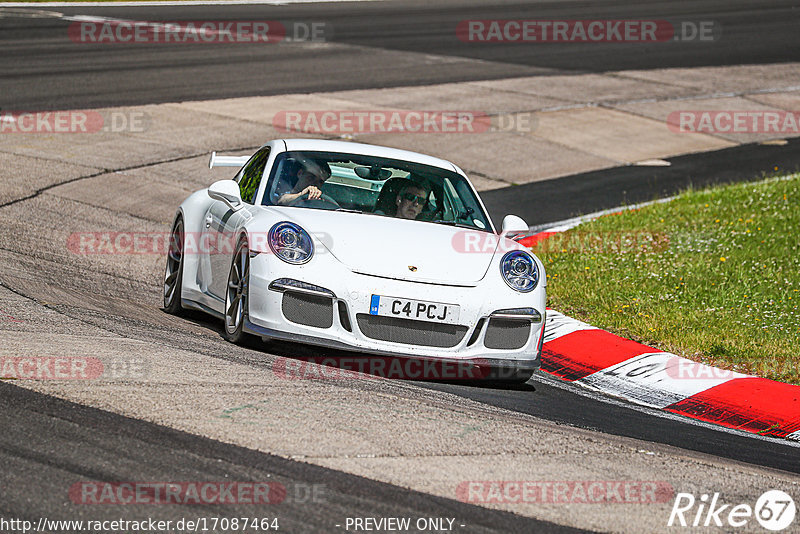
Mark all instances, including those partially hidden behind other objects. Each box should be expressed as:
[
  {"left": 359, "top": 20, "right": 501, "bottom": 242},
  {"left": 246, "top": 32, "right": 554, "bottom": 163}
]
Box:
[{"left": 533, "top": 173, "right": 800, "bottom": 385}]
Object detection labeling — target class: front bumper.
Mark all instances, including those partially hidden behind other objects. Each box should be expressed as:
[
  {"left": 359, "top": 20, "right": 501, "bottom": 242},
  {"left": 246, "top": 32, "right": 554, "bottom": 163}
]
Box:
[{"left": 244, "top": 252, "right": 545, "bottom": 368}]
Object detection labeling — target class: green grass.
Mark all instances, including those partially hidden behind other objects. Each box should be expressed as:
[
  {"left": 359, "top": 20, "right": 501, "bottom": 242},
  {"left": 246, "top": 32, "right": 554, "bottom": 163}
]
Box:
[{"left": 533, "top": 173, "right": 800, "bottom": 385}]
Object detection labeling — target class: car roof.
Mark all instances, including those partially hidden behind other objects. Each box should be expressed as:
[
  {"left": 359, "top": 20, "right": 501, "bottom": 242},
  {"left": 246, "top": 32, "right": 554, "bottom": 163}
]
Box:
[{"left": 279, "top": 138, "right": 459, "bottom": 173}]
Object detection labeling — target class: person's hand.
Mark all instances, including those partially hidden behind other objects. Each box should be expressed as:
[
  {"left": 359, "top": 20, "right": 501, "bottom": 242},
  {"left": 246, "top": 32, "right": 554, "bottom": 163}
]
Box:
[{"left": 301, "top": 185, "right": 322, "bottom": 200}]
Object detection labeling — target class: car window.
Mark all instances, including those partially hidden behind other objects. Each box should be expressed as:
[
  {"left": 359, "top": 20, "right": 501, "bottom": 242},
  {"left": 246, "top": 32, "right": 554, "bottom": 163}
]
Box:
[
  {"left": 236, "top": 147, "right": 270, "bottom": 204},
  {"left": 262, "top": 150, "right": 492, "bottom": 232}
]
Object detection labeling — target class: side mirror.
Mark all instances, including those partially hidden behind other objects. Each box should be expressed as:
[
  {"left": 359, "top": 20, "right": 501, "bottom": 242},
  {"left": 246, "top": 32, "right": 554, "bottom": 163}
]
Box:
[
  {"left": 208, "top": 180, "right": 243, "bottom": 211},
  {"left": 501, "top": 214, "right": 529, "bottom": 241}
]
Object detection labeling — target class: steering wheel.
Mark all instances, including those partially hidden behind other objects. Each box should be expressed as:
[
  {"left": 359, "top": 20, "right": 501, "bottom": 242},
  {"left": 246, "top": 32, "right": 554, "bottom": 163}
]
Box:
[{"left": 289, "top": 193, "right": 340, "bottom": 209}]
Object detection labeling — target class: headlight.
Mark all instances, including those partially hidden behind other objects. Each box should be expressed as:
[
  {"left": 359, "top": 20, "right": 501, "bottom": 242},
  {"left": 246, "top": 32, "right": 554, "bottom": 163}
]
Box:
[
  {"left": 500, "top": 251, "right": 539, "bottom": 292},
  {"left": 268, "top": 222, "right": 313, "bottom": 264}
]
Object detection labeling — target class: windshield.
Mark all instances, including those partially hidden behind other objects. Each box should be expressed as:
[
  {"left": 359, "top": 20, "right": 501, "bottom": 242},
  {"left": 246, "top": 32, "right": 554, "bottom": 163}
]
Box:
[{"left": 262, "top": 150, "right": 492, "bottom": 232}]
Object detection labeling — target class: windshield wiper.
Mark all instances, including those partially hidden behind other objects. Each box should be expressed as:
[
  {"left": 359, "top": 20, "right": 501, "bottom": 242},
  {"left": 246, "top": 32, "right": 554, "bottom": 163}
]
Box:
[
  {"left": 335, "top": 208, "right": 364, "bottom": 214},
  {"left": 430, "top": 220, "right": 478, "bottom": 229}
]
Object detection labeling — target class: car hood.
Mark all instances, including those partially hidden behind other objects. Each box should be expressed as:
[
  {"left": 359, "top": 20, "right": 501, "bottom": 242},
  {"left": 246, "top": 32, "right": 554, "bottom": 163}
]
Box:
[{"left": 273, "top": 208, "right": 502, "bottom": 285}]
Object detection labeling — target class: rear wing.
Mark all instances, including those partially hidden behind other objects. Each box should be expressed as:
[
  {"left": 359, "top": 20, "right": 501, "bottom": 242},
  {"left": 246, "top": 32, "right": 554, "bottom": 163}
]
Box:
[{"left": 208, "top": 151, "right": 250, "bottom": 169}]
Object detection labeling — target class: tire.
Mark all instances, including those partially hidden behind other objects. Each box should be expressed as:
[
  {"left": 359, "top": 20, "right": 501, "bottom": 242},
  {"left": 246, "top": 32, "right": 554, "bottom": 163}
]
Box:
[
  {"left": 163, "top": 217, "right": 185, "bottom": 314},
  {"left": 500, "top": 369, "right": 535, "bottom": 383},
  {"left": 223, "top": 237, "right": 250, "bottom": 344},
  {"left": 483, "top": 366, "right": 535, "bottom": 384}
]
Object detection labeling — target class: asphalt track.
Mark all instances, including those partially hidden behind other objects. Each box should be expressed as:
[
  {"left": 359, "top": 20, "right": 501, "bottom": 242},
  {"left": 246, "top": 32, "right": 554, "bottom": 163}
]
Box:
[
  {"left": 0, "top": 381, "right": 578, "bottom": 533},
  {"left": 419, "top": 372, "right": 800, "bottom": 474},
  {"left": 482, "top": 137, "right": 800, "bottom": 227},
  {"left": 0, "top": 0, "right": 799, "bottom": 109},
  {"left": 2, "top": 0, "right": 800, "bottom": 531}
]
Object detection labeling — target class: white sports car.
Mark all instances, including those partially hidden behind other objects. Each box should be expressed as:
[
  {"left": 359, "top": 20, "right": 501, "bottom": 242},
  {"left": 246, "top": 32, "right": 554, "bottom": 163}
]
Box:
[{"left": 163, "top": 139, "right": 546, "bottom": 381}]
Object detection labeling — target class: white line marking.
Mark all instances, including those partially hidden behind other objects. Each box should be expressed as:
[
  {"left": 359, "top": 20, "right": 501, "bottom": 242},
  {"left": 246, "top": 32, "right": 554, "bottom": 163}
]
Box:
[
  {"left": 633, "top": 158, "right": 671, "bottom": 166},
  {"left": 528, "top": 196, "right": 678, "bottom": 234}
]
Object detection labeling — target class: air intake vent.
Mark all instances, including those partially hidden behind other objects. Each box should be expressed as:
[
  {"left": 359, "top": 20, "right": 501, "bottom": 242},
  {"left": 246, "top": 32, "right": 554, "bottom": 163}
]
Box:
[
  {"left": 282, "top": 292, "right": 333, "bottom": 328},
  {"left": 356, "top": 314, "right": 467, "bottom": 348},
  {"left": 484, "top": 318, "right": 530, "bottom": 350}
]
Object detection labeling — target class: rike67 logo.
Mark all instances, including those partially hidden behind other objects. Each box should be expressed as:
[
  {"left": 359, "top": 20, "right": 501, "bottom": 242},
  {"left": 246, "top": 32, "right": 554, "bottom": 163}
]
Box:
[{"left": 668, "top": 490, "right": 796, "bottom": 531}]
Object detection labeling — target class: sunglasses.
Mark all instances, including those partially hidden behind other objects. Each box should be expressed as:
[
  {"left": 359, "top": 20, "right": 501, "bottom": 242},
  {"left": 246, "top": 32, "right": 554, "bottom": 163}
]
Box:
[{"left": 402, "top": 192, "right": 427, "bottom": 205}]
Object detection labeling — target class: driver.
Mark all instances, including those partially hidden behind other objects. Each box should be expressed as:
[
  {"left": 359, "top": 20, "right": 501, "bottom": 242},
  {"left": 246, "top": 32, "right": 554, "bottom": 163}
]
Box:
[{"left": 274, "top": 158, "right": 332, "bottom": 206}]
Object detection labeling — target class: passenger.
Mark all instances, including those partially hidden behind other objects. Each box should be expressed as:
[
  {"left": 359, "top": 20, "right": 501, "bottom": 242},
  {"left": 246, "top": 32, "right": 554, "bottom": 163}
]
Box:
[
  {"left": 275, "top": 158, "right": 332, "bottom": 206},
  {"left": 394, "top": 181, "right": 430, "bottom": 220}
]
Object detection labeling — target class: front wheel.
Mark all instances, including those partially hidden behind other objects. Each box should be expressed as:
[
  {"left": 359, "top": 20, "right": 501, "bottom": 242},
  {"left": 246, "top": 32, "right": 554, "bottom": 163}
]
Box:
[
  {"left": 163, "top": 217, "right": 184, "bottom": 314},
  {"left": 223, "top": 238, "right": 250, "bottom": 344}
]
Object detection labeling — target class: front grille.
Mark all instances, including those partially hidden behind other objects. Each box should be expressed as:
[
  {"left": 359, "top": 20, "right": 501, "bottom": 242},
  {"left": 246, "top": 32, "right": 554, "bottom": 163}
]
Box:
[
  {"left": 484, "top": 318, "right": 530, "bottom": 350},
  {"left": 356, "top": 314, "right": 468, "bottom": 348},
  {"left": 282, "top": 292, "right": 333, "bottom": 328}
]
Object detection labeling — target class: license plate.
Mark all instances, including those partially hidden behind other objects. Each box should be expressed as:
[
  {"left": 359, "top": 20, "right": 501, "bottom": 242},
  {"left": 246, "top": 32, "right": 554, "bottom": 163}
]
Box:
[{"left": 369, "top": 295, "right": 460, "bottom": 325}]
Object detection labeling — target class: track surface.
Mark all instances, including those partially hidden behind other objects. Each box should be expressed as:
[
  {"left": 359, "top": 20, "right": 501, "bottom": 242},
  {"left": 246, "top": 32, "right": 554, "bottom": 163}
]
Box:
[
  {"left": 2, "top": 1, "right": 800, "bottom": 532},
  {"left": 0, "top": 382, "right": 577, "bottom": 533},
  {"left": 1, "top": 0, "right": 799, "bottom": 109}
]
